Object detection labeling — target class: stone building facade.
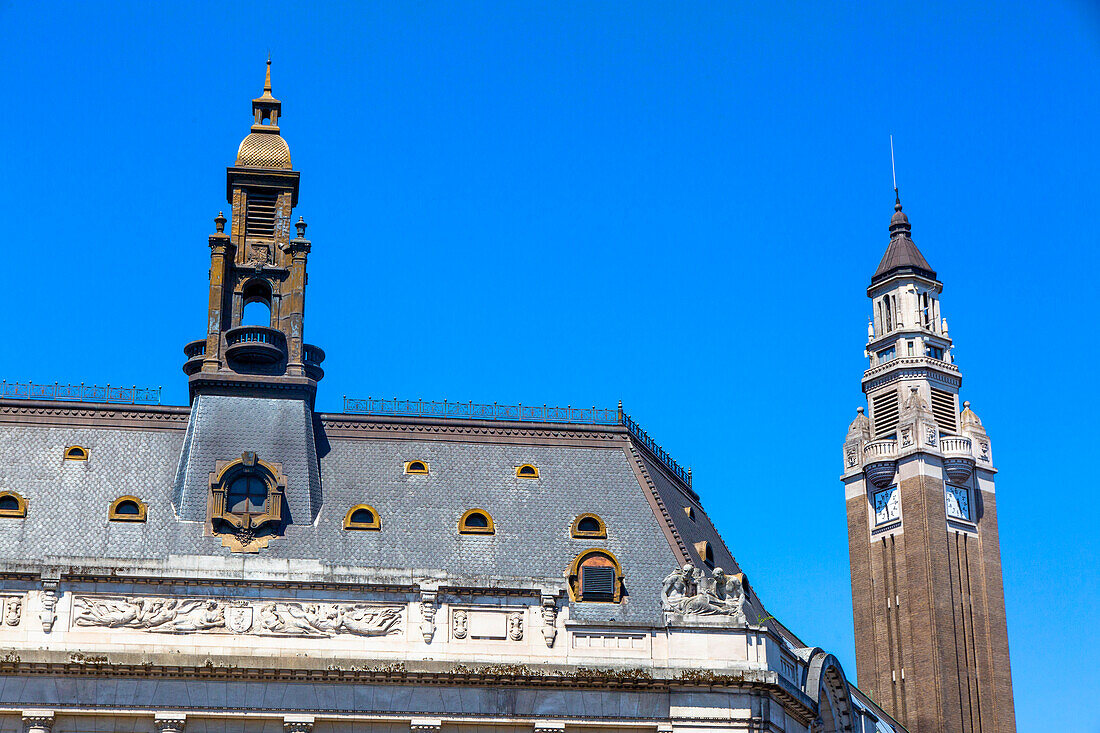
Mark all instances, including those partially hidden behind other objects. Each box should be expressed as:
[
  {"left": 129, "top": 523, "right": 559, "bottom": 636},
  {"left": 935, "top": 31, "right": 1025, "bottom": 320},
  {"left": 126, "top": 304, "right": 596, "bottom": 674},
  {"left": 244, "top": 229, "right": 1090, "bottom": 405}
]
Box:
[
  {"left": 842, "top": 199, "right": 1016, "bottom": 732},
  {"left": 0, "top": 64, "right": 916, "bottom": 732}
]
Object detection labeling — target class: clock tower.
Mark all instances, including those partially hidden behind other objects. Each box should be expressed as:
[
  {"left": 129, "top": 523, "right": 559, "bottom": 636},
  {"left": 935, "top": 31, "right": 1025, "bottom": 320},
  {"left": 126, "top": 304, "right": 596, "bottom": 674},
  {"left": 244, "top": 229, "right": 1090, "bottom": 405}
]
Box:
[{"left": 842, "top": 194, "right": 1016, "bottom": 733}]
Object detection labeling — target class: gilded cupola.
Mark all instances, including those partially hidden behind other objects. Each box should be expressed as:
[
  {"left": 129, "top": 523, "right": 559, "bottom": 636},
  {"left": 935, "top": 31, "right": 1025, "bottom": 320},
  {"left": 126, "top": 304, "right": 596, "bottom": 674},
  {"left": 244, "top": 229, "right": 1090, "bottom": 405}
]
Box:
[{"left": 235, "top": 59, "right": 292, "bottom": 169}]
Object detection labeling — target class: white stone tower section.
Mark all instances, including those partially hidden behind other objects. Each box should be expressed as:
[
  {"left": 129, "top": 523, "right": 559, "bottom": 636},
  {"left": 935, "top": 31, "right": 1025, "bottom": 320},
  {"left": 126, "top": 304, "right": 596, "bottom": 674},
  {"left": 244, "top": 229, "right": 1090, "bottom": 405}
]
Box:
[{"left": 842, "top": 195, "right": 1016, "bottom": 733}]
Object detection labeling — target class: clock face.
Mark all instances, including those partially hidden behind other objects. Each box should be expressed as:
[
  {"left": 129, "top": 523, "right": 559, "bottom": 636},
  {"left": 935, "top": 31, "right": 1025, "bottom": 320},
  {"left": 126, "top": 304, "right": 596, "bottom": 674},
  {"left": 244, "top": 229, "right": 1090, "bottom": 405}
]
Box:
[
  {"left": 945, "top": 485, "right": 971, "bottom": 521},
  {"left": 873, "top": 487, "right": 900, "bottom": 524}
]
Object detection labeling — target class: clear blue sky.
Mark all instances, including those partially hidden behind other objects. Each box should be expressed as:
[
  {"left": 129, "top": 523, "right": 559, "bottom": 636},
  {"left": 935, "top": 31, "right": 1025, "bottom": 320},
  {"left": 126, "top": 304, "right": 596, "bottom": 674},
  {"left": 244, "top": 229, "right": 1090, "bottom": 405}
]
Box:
[{"left": 3, "top": 2, "right": 1097, "bottom": 728}]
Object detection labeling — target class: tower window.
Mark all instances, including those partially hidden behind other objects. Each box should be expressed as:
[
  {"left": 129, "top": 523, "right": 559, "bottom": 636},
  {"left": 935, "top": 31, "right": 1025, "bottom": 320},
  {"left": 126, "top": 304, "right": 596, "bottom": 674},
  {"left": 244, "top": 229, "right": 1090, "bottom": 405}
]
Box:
[
  {"left": 245, "top": 190, "right": 277, "bottom": 237},
  {"left": 926, "top": 345, "right": 944, "bottom": 360},
  {"left": 226, "top": 476, "right": 267, "bottom": 514},
  {"left": 907, "top": 340, "right": 914, "bottom": 356},
  {"left": 872, "top": 390, "right": 901, "bottom": 437},
  {"left": 877, "top": 346, "right": 896, "bottom": 364},
  {"left": 883, "top": 296, "right": 893, "bottom": 332},
  {"left": 930, "top": 388, "right": 958, "bottom": 434},
  {"left": 459, "top": 509, "right": 494, "bottom": 534}
]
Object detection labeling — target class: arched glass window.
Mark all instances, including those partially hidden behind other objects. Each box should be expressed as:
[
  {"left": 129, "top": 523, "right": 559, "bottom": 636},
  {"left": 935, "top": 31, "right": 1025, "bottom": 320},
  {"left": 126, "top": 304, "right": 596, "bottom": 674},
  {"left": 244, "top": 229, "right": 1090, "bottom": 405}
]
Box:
[
  {"left": 108, "top": 495, "right": 147, "bottom": 522},
  {"left": 114, "top": 500, "right": 140, "bottom": 515},
  {"left": 570, "top": 513, "right": 607, "bottom": 539},
  {"left": 0, "top": 491, "right": 26, "bottom": 518},
  {"left": 226, "top": 476, "right": 267, "bottom": 514},
  {"left": 343, "top": 504, "right": 381, "bottom": 530}
]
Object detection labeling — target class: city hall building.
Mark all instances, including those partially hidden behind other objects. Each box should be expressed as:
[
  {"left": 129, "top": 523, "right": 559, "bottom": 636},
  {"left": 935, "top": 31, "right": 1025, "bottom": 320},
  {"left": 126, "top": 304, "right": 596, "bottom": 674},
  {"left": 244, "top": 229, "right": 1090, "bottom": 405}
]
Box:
[{"left": 0, "top": 65, "right": 1013, "bottom": 733}]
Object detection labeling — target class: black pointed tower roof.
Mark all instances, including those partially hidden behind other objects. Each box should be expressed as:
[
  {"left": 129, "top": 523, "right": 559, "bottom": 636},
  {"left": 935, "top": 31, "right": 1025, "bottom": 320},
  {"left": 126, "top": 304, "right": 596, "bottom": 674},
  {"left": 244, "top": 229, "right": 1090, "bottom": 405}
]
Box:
[{"left": 870, "top": 192, "right": 937, "bottom": 287}]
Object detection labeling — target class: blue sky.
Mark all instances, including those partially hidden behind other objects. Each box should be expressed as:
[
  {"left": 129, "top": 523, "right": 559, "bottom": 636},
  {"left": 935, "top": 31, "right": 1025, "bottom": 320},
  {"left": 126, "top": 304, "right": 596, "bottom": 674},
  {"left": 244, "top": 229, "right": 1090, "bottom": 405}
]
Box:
[{"left": 2, "top": 2, "right": 1097, "bottom": 728}]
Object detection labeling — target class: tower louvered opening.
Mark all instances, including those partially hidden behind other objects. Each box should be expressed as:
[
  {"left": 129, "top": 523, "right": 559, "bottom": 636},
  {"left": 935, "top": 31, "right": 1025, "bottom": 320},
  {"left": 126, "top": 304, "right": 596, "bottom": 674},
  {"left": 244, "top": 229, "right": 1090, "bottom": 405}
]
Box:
[
  {"left": 931, "top": 388, "right": 958, "bottom": 434},
  {"left": 872, "top": 391, "right": 900, "bottom": 437},
  {"left": 245, "top": 191, "right": 277, "bottom": 237}
]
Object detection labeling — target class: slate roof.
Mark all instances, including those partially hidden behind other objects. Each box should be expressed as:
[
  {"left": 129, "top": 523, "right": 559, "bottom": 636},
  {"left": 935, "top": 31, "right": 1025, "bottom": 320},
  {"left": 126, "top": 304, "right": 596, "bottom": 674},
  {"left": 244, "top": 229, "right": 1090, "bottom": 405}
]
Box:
[
  {"left": 870, "top": 206, "right": 937, "bottom": 287},
  {"left": 0, "top": 398, "right": 738, "bottom": 625}
]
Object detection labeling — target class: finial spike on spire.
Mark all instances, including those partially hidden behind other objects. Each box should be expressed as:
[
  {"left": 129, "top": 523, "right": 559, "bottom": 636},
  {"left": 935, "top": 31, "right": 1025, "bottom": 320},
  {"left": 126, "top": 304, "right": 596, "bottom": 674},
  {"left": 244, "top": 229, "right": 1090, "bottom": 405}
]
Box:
[{"left": 264, "top": 57, "right": 272, "bottom": 94}]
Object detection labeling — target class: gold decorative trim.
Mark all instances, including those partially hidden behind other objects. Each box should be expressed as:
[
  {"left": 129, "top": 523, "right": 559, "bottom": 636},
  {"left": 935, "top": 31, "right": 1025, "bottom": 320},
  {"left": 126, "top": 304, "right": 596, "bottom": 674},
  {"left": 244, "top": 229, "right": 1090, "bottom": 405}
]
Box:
[
  {"left": 108, "top": 495, "right": 147, "bottom": 522},
  {"left": 343, "top": 504, "right": 381, "bottom": 530},
  {"left": 570, "top": 513, "right": 607, "bottom": 539},
  {"left": 458, "top": 508, "right": 494, "bottom": 535},
  {"left": 0, "top": 490, "right": 27, "bottom": 518}
]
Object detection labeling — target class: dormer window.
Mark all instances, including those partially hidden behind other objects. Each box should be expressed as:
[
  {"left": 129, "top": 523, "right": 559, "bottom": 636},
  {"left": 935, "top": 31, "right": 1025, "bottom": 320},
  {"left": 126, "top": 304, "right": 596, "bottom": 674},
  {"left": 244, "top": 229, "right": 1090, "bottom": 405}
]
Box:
[
  {"left": 208, "top": 453, "right": 286, "bottom": 552},
  {"left": 64, "top": 446, "right": 88, "bottom": 461},
  {"left": 459, "top": 509, "right": 494, "bottom": 535},
  {"left": 515, "top": 464, "right": 539, "bottom": 479},
  {"left": 571, "top": 513, "right": 607, "bottom": 539},
  {"left": 343, "top": 504, "right": 381, "bottom": 530},
  {"left": 404, "top": 460, "right": 429, "bottom": 475},
  {"left": 568, "top": 549, "right": 624, "bottom": 603},
  {"left": 0, "top": 491, "right": 27, "bottom": 518},
  {"left": 695, "top": 540, "right": 716, "bottom": 568},
  {"left": 108, "top": 496, "right": 147, "bottom": 522}
]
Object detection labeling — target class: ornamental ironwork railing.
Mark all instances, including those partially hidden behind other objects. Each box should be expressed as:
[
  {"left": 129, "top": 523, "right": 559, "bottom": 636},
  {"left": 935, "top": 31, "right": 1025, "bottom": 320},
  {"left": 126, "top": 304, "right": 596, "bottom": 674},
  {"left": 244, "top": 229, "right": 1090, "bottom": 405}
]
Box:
[
  {"left": 1, "top": 380, "right": 162, "bottom": 405},
  {"left": 342, "top": 396, "right": 690, "bottom": 486}
]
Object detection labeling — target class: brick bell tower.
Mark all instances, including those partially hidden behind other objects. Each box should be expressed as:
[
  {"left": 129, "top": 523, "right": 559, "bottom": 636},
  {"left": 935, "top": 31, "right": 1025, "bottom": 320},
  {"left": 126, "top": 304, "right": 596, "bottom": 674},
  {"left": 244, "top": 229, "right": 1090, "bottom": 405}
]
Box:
[
  {"left": 841, "top": 194, "right": 1016, "bottom": 733},
  {"left": 174, "top": 61, "right": 325, "bottom": 543}
]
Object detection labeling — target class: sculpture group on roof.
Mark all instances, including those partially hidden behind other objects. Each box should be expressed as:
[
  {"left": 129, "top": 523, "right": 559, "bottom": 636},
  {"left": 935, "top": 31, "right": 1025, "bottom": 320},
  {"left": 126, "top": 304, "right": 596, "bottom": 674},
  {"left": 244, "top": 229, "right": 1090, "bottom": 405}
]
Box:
[{"left": 661, "top": 564, "right": 753, "bottom": 624}]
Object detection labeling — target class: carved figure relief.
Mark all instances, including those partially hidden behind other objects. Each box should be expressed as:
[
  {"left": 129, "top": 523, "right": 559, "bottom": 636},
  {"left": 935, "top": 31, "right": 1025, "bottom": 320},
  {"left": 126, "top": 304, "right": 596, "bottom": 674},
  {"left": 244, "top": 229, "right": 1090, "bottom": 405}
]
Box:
[
  {"left": 3, "top": 596, "right": 22, "bottom": 626},
  {"left": 70, "top": 596, "right": 401, "bottom": 638},
  {"left": 845, "top": 447, "right": 857, "bottom": 468},
  {"left": 508, "top": 611, "right": 523, "bottom": 641},
  {"left": 451, "top": 609, "right": 468, "bottom": 639},
  {"left": 900, "top": 426, "right": 913, "bottom": 448},
  {"left": 980, "top": 441, "right": 990, "bottom": 461},
  {"left": 661, "top": 564, "right": 752, "bottom": 624},
  {"left": 257, "top": 603, "right": 401, "bottom": 637},
  {"left": 926, "top": 426, "right": 937, "bottom": 446},
  {"left": 74, "top": 597, "right": 225, "bottom": 632}
]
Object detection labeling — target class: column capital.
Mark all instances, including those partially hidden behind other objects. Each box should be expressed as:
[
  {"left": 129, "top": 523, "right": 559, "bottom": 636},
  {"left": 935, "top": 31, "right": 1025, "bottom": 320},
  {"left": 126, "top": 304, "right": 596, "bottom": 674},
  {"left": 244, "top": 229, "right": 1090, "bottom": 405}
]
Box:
[
  {"left": 22, "top": 711, "right": 54, "bottom": 733},
  {"left": 283, "top": 716, "right": 314, "bottom": 733},
  {"left": 154, "top": 713, "right": 186, "bottom": 733}
]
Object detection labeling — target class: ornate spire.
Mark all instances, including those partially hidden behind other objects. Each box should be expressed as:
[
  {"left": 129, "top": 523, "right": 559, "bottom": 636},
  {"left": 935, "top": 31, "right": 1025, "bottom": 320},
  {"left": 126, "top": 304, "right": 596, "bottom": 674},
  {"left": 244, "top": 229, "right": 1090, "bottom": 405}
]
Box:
[
  {"left": 889, "top": 188, "right": 911, "bottom": 239},
  {"left": 262, "top": 57, "right": 274, "bottom": 99},
  {"left": 237, "top": 58, "right": 291, "bottom": 169}
]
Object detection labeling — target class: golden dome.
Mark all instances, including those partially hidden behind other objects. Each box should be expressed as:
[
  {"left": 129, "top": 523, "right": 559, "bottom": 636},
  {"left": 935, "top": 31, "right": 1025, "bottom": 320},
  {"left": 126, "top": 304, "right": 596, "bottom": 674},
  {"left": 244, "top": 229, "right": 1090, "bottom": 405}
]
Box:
[{"left": 236, "top": 132, "right": 292, "bottom": 169}]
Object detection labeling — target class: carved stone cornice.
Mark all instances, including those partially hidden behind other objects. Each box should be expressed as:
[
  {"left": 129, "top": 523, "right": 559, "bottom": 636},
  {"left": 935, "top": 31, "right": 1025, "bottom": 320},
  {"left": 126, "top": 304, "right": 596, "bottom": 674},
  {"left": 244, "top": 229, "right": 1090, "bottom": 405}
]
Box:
[
  {"left": 318, "top": 413, "right": 630, "bottom": 447},
  {"left": 282, "top": 716, "right": 314, "bottom": 733},
  {"left": 0, "top": 400, "right": 190, "bottom": 431}
]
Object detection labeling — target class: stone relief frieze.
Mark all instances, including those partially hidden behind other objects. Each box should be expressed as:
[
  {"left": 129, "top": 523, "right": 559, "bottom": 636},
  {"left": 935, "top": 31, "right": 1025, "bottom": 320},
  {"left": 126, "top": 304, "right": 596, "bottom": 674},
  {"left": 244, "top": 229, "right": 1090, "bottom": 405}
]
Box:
[
  {"left": 257, "top": 602, "right": 401, "bottom": 637},
  {"left": 71, "top": 596, "right": 402, "bottom": 637},
  {"left": 74, "top": 597, "right": 225, "bottom": 632},
  {"left": 661, "top": 565, "right": 753, "bottom": 625}
]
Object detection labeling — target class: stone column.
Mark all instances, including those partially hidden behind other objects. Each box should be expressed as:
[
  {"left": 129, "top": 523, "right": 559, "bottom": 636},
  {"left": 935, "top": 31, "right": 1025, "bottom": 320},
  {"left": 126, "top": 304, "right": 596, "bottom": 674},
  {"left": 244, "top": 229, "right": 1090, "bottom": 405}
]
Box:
[
  {"left": 203, "top": 220, "right": 231, "bottom": 372},
  {"left": 281, "top": 220, "right": 311, "bottom": 377},
  {"left": 154, "top": 713, "right": 186, "bottom": 733},
  {"left": 22, "top": 711, "right": 53, "bottom": 733}
]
